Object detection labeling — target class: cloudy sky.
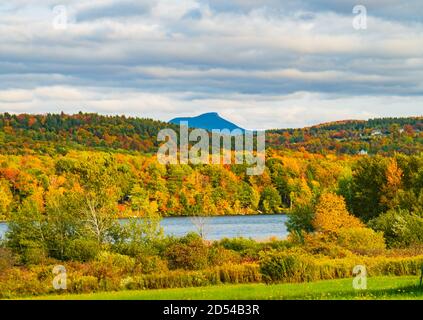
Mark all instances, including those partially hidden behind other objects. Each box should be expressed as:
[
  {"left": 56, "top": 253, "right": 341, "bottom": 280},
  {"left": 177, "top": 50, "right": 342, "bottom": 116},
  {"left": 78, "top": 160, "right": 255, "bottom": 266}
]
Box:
[{"left": 0, "top": 0, "right": 422, "bottom": 129}]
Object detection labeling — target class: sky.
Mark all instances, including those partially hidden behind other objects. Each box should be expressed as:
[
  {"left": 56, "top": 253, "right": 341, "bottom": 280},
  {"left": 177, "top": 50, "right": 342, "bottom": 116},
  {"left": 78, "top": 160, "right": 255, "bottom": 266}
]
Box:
[{"left": 0, "top": 0, "right": 422, "bottom": 129}]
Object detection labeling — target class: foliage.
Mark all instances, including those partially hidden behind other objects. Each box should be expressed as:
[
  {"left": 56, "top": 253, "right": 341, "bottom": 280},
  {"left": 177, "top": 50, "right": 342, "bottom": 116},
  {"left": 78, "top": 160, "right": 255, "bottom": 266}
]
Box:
[
  {"left": 259, "top": 249, "right": 315, "bottom": 283},
  {"left": 267, "top": 117, "right": 423, "bottom": 155},
  {"left": 259, "top": 186, "right": 282, "bottom": 213},
  {"left": 64, "top": 239, "right": 101, "bottom": 262},
  {"left": 312, "top": 192, "right": 363, "bottom": 234},
  {"left": 134, "top": 255, "right": 168, "bottom": 275},
  {"left": 336, "top": 227, "right": 386, "bottom": 254},
  {"left": 1, "top": 112, "right": 423, "bottom": 299},
  {"left": 164, "top": 233, "right": 210, "bottom": 270},
  {"left": 209, "top": 246, "right": 242, "bottom": 266},
  {"left": 369, "top": 209, "right": 423, "bottom": 248},
  {"left": 6, "top": 187, "right": 119, "bottom": 262},
  {"left": 0, "top": 180, "right": 13, "bottom": 220},
  {"left": 217, "top": 237, "right": 292, "bottom": 261},
  {"left": 259, "top": 249, "right": 423, "bottom": 284},
  {"left": 0, "top": 247, "right": 15, "bottom": 272},
  {"left": 286, "top": 204, "right": 315, "bottom": 237},
  {"left": 345, "top": 156, "right": 389, "bottom": 221},
  {"left": 2, "top": 113, "right": 422, "bottom": 156},
  {"left": 112, "top": 215, "right": 163, "bottom": 257}
]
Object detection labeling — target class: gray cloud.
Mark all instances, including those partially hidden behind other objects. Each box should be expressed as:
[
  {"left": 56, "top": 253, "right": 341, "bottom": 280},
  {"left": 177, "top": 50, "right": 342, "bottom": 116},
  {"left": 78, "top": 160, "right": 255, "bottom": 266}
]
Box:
[{"left": 0, "top": 0, "right": 422, "bottom": 128}]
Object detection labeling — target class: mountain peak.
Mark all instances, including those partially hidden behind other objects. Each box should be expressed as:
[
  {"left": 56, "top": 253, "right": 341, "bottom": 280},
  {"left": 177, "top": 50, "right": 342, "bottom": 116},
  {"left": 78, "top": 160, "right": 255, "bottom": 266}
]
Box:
[
  {"left": 169, "top": 112, "right": 244, "bottom": 132},
  {"left": 202, "top": 112, "right": 219, "bottom": 116}
]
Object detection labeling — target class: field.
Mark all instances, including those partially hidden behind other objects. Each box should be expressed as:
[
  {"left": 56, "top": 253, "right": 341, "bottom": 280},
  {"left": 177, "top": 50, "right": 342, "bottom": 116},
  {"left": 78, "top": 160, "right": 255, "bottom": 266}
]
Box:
[{"left": 31, "top": 276, "right": 423, "bottom": 300}]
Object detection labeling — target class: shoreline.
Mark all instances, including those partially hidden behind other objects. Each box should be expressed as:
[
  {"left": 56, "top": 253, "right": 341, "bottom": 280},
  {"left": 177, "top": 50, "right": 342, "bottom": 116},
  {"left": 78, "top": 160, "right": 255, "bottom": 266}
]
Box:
[
  {"left": 0, "top": 212, "right": 288, "bottom": 224},
  {"left": 120, "top": 212, "right": 288, "bottom": 220}
]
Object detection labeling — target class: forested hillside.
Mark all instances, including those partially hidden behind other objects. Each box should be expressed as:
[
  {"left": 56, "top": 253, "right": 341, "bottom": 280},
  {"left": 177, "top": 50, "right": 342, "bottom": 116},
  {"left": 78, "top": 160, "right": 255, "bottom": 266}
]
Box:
[
  {"left": 0, "top": 112, "right": 178, "bottom": 155},
  {"left": 267, "top": 117, "right": 423, "bottom": 155},
  {"left": 0, "top": 113, "right": 422, "bottom": 155},
  {"left": 0, "top": 112, "right": 422, "bottom": 231}
]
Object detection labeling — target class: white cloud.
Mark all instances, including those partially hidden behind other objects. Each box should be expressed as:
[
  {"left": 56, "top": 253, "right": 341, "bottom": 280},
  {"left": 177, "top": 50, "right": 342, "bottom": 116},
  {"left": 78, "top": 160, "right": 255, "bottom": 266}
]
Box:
[
  {"left": 0, "top": 0, "right": 422, "bottom": 128},
  {"left": 0, "top": 86, "right": 422, "bottom": 129}
]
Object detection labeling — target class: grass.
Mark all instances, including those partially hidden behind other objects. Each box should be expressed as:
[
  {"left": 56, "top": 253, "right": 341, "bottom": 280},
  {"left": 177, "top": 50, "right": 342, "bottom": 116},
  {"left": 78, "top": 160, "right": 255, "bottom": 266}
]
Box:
[{"left": 29, "top": 276, "right": 423, "bottom": 300}]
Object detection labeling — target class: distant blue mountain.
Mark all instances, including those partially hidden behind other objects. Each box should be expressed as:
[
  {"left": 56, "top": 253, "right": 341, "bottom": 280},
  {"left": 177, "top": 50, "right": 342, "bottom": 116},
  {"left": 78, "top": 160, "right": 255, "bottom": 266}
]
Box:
[{"left": 169, "top": 112, "right": 245, "bottom": 132}]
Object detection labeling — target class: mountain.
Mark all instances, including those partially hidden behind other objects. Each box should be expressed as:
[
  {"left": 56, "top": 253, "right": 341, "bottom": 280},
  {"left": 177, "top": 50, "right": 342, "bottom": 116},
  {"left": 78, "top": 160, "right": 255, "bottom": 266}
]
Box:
[{"left": 169, "top": 112, "right": 244, "bottom": 132}]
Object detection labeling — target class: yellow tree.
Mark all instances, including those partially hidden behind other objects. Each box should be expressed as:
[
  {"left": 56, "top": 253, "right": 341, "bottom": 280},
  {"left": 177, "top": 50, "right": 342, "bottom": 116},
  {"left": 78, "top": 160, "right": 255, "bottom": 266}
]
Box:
[
  {"left": 0, "top": 180, "right": 13, "bottom": 220},
  {"left": 380, "top": 158, "right": 403, "bottom": 209},
  {"left": 312, "top": 192, "right": 363, "bottom": 234}
]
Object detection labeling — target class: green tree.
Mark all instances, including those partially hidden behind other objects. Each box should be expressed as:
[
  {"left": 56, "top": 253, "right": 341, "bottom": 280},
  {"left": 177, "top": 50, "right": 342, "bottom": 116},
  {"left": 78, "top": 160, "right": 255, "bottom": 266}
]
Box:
[
  {"left": 259, "top": 186, "right": 282, "bottom": 214},
  {"left": 348, "top": 156, "right": 388, "bottom": 221},
  {"left": 369, "top": 208, "right": 423, "bottom": 247}
]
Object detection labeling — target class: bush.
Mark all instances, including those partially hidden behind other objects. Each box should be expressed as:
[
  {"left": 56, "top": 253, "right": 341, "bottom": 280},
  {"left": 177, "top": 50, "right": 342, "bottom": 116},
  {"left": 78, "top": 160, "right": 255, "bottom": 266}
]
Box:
[
  {"left": 64, "top": 239, "right": 101, "bottom": 262},
  {"left": 19, "top": 241, "right": 48, "bottom": 265},
  {"left": 134, "top": 255, "right": 168, "bottom": 274},
  {"left": 0, "top": 268, "right": 51, "bottom": 298},
  {"left": 218, "top": 238, "right": 261, "bottom": 259},
  {"left": 121, "top": 263, "right": 261, "bottom": 290},
  {"left": 336, "top": 227, "right": 386, "bottom": 254},
  {"left": 219, "top": 237, "right": 258, "bottom": 252},
  {"left": 259, "top": 249, "right": 423, "bottom": 284},
  {"left": 370, "top": 209, "right": 423, "bottom": 247},
  {"left": 259, "top": 249, "right": 317, "bottom": 283},
  {"left": 286, "top": 205, "right": 315, "bottom": 236},
  {"left": 302, "top": 232, "right": 354, "bottom": 258},
  {"left": 85, "top": 251, "right": 135, "bottom": 288},
  {"left": 95, "top": 251, "right": 135, "bottom": 275},
  {"left": 0, "top": 247, "right": 16, "bottom": 271},
  {"left": 208, "top": 246, "right": 241, "bottom": 266},
  {"left": 164, "top": 234, "right": 209, "bottom": 270},
  {"left": 213, "top": 264, "right": 261, "bottom": 284},
  {"left": 69, "top": 275, "right": 99, "bottom": 293}
]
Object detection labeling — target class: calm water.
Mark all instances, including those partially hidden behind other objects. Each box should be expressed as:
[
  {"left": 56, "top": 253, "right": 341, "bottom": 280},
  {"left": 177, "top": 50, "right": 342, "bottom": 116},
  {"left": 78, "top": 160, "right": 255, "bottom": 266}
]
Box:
[{"left": 0, "top": 214, "right": 288, "bottom": 241}]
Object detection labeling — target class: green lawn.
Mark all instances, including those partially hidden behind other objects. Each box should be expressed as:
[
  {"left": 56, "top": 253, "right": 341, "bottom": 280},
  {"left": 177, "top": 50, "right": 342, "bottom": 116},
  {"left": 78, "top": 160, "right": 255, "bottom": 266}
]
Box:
[{"left": 30, "top": 276, "right": 423, "bottom": 300}]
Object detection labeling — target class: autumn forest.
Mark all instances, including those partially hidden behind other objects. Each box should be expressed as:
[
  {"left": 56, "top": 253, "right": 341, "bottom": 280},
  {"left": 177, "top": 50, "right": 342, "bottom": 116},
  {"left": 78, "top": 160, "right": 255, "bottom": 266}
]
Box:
[{"left": 1, "top": 112, "right": 423, "bottom": 299}]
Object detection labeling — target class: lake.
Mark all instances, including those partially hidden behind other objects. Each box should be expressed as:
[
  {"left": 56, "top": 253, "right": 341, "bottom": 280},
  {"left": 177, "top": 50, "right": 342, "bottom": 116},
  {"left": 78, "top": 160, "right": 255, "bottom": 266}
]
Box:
[{"left": 0, "top": 214, "right": 288, "bottom": 241}]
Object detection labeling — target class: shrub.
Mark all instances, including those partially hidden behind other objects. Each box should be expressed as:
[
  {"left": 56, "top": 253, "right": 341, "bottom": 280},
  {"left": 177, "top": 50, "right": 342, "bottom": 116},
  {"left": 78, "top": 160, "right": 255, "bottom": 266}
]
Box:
[
  {"left": 302, "top": 232, "right": 354, "bottom": 258},
  {"left": 0, "top": 247, "right": 16, "bottom": 271},
  {"left": 69, "top": 275, "right": 99, "bottom": 293},
  {"left": 29, "top": 264, "right": 55, "bottom": 282},
  {"left": 64, "top": 239, "right": 101, "bottom": 262},
  {"left": 134, "top": 255, "right": 168, "bottom": 274},
  {"left": 19, "top": 241, "right": 48, "bottom": 265},
  {"left": 336, "top": 227, "right": 386, "bottom": 254},
  {"left": 218, "top": 238, "right": 261, "bottom": 259},
  {"left": 259, "top": 249, "right": 317, "bottom": 283},
  {"left": 208, "top": 246, "right": 241, "bottom": 266},
  {"left": 86, "top": 251, "right": 135, "bottom": 288},
  {"left": 214, "top": 264, "right": 261, "bottom": 284},
  {"left": 369, "top": 209, "right": 423, "bottom": 247},
  {"left": 286, "top": 204, "right": 315, "bottom": 236},
  {"left": 266, "top": 239, "right": 294, "bottom": 251},
  {"left": 164, "top": 234, "right": 209, "bottom": 270},
  {"left": 95, "top": 251, "right": 135, "bottom": 275},
  {"left": 121, "top": 263, "right": 261, "bottom": 290},
  {"left": 0, "top": 268, "right": 51, "bottom": 298},
  {"left": 259, "top": 249, "right": 423, "bottom": 284}
]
